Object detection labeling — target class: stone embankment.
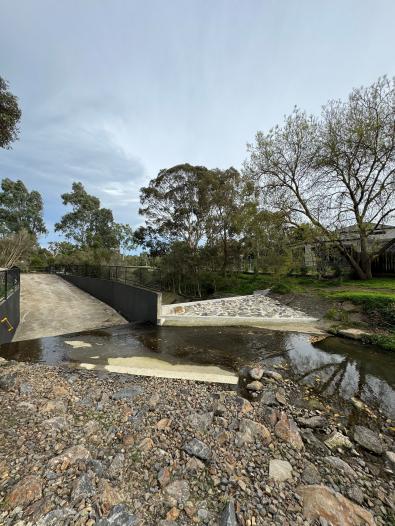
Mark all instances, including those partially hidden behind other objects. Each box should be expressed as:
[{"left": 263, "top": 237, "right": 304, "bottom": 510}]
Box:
[{"left": 0, "top": 356, "right": 394, "bottom": 525}]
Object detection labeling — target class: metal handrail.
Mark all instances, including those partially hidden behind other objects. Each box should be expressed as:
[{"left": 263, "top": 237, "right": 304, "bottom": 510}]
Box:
[{"left": 0, "top": 267, "right": 20, "bottom": 302}]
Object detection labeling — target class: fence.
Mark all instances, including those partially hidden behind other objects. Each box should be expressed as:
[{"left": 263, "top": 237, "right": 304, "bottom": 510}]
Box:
[
  {"left": 45, "top": 264, "right": 164, "bottom": 291},
  {"left": 0, "top": 267, "right": 20, "bottom": 302}
]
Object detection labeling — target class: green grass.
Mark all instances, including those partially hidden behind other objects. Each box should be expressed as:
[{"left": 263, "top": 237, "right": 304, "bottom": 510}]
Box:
[
  {"left": 339, "top": 277, "right": 395, "bottom": 291},
  {"left": 363, "top": 333, "right": 395, "bottom": 351},
  {"left": 211, "top": 273, "right": 395, "bottom": 297}
]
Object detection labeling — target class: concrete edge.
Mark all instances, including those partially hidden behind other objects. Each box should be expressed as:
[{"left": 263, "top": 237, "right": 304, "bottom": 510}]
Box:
[{"left": 70, "top": 362, "right": 238, "bottom": 384}]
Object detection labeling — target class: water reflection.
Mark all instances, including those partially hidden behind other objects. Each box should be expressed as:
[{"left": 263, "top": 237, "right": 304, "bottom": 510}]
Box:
[{"left": 1, "top": 325, "right": 394, "bottom": 418}]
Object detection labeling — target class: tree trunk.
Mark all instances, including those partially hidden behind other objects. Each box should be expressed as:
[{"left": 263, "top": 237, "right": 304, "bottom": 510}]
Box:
[{"left": 340, "top": 244, "right": 372, "bottom": 280}]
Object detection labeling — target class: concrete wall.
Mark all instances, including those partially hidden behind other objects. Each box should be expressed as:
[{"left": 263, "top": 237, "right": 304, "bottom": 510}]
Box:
[
  {"left": 61, "top": 274, "right": 161, "bottom": 324},
  {"left": 0, "top": 288, "right": 20, "bottom": 344}
]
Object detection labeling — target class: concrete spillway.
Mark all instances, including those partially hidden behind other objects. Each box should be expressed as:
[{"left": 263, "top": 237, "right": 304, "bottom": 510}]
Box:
[{"left": 14, "top": 273, "right": 127, "bottom": 342}]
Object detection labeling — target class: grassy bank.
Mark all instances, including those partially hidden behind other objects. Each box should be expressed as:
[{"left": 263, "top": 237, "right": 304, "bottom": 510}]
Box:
[{"left": 211, "top": 273, "right": 395, "bottom": 350}]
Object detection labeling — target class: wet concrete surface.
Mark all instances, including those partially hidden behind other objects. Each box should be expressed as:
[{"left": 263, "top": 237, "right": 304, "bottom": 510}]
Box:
[
  {"left": 14, "top": 273, "right": 127, "bottom": 341},
  {"left": 1, "top": 323, "right": 394, "bottom": 418}
]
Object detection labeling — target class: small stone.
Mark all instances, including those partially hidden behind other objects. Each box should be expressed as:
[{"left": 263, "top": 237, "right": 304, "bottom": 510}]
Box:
[
  {"left": 269, "top": 459, "right": 293, "bottom": 482},
  {"left": 108, "top": 453, "right": 125, "bottom": 477},
  {"left": 158, "top": 467, "right": 171, "bottom": 487},
  {"left": 163, "top": 480, "right": 190, "bottom": 506},
  {"left": 235, "top": 397, "right": 253, "bottom": 415},
  {"left": 262, "top": 369, "right": 283, "bottom": 381},
  {"left": 250, "top": 367, "right": 264, "bottom": 380},
  {"left": 275, "top": 388, "right": 287, "bottom": 405},
  {"left": 166, "top": 507, "right": 180, "bottom": 521},
  {"left": 96, "top": 504, "right": 137, "bottom": 525},
  {"left": 85, "top": 419, "right": 100, "bottom": 437},
  {"left": 36, "top": 507, "right": 76, "bottom": 525},
  {"left": 219, "top": 500, "right": 238, "bottom": 526},
  {"left": 157, "top": 418, "right": 172, "bottom": 430},
  {"left": 148, "top": 392, "right": 160, "bottom": 410},
  {"left": 324, "top": 456, "right": 357, "bottom": 479},
  {"left": 246, "top": 380, "right": 264, "bottom": 391},
  {"left": 6, "top": 475, "right": 43, "bottom": 509},
  {"left": 185, "top": 457, "right": 205, "bottom": 473},
  {"left": 71, "top": 474, "right": 95, "bottom": 502},
  {"left": 385, "top": 450, "right": 395, "bottom": 468},
  {"left": 297, "top": 415, "right": 327, "bottom": 429},
  {"left": 324, "top": 431, "right": 353, "bottom": 450},
  {"left": 111, "top": 386, "right": 143, "bottom": 400},
  {"left": 353, "top": 425, "right": 383, "bottom": 455},
  {"left": 43, "top": 416, "right": 69, "bottom": 431},
  {"left": 187, "top": 411, "right": 213, "bottom": 432},
  {"left": 19, "top": 382, "right": 33, "bottom": 395},
  {"left": 137, "top": 437, "right": 154, "bottom": 452},
  {"left": 240, "top": 418, "right": 272, "bottom": 445},
  {"left": 98, "top": 479, "right": 123, "bottom": 514},
  {"left": 302, "top": 462, "right": 321, "bottom": 484},
  {"left": 183, "top": 438, "right": 212, "bottom": 461},
  {"left": 48, "top": 445, "right": 91, "bottom": 468},
  {"left": 122, "top": 434, "right": 135, "bottom": 447},
  {"left": 346, "top": 485, "right": 365, "bottom": 505},
  {"left": 0, "top": 372, "right": 17, "bottom": 391},
  {"left": 275, "top": 412, "right": 303, "bottom": 450},
  {"left": 40, "top": 399, "right": 67, "bottom": 414}
]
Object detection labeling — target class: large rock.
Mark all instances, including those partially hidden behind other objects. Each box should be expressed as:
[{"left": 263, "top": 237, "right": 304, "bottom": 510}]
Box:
[
  {"left": 297, "top": 484, "right": 375, "bottom": 525},
  {"left": 324, "top": 456, "right": 357, "bottom": 479},
  {"left": 183, "top": 438, "right": 212, "bottom": 461},
  {"left": 219, "top": 500, "right": 238, "bottom": 525},
  {"left": 353, "top": 425, "right": 383, "bottom": 455},
  {"left": 274, "top": 412, "right": 303, "bottom": 450},
  {"left": 6, "top": 475, "right": 43, "bottom": 509},
  {"left": 269, "top": 459, "right": 293, "bottom": 482}
]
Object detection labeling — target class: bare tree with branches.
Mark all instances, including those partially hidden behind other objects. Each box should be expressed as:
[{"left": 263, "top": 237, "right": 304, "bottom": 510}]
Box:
[{"left": 246, "top": 77, "right": 395, "bottom": 279}]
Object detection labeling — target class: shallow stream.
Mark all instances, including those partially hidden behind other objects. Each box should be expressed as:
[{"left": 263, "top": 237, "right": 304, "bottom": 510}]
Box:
[{"left": 1, "top": 324, "right": 394, "bottom": 418}]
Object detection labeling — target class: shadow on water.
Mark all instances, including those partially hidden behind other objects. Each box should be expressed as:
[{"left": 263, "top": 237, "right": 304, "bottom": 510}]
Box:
[{"left": 1, "top": 323, "right": 394, "bottom": 417}]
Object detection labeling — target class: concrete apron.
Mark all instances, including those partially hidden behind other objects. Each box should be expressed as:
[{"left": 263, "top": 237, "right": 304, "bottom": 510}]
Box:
[
  {"left": 68, "top": 360, "right": 238, "bottom": 385},
  {"left": 159, "top": 315, "right": 322, "bottom": 334}
]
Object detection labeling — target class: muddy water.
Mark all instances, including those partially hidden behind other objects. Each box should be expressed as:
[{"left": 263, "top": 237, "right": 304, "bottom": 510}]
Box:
[{"left": 1, "top": 324, "right": 394, "bottom": 418}]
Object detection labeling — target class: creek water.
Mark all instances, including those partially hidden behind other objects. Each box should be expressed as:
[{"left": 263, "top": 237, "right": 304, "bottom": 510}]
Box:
[{"left": 1, "top": 324, "right": 394, "bottom": 418}]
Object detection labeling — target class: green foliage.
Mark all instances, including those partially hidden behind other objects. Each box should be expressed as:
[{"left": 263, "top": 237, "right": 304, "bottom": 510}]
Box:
[
  {"left": 363, "top": 333, "right": 395, "bottom": 351},
  {"left": 326, "top": 290, "right": 395, "bottom": 328},
  {"left": 0, "top": 178, "right": 47, "bottom": 237},
  {"left": 54, "top": 182, "right": 133, "bottom": 262},
  {"left": 0, "top": 76, "right": 21, "bottom": 149},
  {"left": 245, "top": 76, "right": 395, "bottom": 280}
]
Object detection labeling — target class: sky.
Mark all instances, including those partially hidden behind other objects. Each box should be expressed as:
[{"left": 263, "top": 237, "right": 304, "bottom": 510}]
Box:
[{"left": 1, "top": 0, "right": 395, "bottom": 246}]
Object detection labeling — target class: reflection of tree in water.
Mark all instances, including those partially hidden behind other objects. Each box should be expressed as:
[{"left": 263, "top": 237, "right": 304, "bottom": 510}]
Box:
[{"left": 294, "top": 351, "right": 395, "bottom": 418}]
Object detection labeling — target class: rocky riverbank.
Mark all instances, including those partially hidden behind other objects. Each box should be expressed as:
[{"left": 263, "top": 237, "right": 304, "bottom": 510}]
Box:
[{"left": 0, "top": 357, "right": 394, "bottom": 525}]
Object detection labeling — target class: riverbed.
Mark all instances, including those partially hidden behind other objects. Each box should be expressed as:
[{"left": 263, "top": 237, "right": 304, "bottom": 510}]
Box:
[{"left": 1, "top": 324, "right": 394, "bottom": 418}]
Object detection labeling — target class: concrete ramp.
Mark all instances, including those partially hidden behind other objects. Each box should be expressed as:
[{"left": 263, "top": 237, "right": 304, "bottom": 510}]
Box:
[{"left": 14, "top": 273, "right": 127, "bottom": 341}]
